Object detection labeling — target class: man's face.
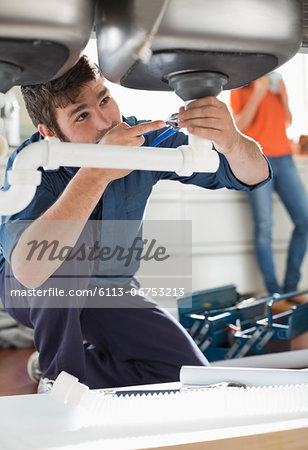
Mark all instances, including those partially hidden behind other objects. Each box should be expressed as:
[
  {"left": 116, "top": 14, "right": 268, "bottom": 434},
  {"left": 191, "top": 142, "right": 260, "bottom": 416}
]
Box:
[{"left": 54, "top": 77, "right": 121, "bottom": 143}]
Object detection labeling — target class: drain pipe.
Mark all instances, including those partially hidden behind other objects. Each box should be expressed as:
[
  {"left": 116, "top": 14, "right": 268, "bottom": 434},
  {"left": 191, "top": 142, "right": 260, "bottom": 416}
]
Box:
[
  {"left": 0, "top": 137, "right": 193, "bottom": 215},
  {"left": 1, "top": 140, "right": 50, "bottom": 215},
  {"left": 168, "top": 71, "right": 228, "bottom": 175}
]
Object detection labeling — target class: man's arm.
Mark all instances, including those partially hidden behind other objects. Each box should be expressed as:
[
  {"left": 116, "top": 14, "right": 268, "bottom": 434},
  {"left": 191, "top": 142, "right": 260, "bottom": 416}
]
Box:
[
  {"left": 11, "top": 121, "right": 165, "bottom": 289},
  {"left": 178, "top": 95, "right": 269, "bottom": 186}
]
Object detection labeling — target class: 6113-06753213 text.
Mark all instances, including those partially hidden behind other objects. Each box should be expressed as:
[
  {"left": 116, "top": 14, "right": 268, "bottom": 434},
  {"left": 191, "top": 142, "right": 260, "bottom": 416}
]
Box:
[{"left": 9, "top": 286, "right": 186, "bottom": 298}]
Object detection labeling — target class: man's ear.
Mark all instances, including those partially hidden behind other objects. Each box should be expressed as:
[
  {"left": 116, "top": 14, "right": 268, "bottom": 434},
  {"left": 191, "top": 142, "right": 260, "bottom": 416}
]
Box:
[{"left": 38, "top": 124, "right": 57, "bottom": 138}]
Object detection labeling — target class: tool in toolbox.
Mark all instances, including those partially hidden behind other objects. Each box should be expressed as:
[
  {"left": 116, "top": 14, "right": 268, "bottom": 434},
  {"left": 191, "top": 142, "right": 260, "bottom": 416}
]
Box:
[{"left": 177, "top": 285, "right": 308, "bottom": 362}]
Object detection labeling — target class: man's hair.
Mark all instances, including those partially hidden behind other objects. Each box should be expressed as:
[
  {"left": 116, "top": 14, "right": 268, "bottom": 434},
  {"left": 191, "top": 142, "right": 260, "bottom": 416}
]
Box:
[{"left": 21, "top": 55, "right": 102, "bottom": 140}]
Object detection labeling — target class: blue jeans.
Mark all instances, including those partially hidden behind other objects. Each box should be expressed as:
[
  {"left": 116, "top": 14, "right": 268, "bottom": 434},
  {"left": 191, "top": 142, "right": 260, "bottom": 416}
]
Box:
[{"left": 248, "top": 154, "right": 308, "bottom": 295}]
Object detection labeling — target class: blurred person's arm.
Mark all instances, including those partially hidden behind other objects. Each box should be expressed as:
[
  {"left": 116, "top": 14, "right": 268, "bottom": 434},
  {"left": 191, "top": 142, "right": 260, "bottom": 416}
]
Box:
[
  {"left": 276, "top": 80, "right": 292, "bottom": 127},
  {"left": 233, "top": 77, "right": 270, "bottom": 132}
]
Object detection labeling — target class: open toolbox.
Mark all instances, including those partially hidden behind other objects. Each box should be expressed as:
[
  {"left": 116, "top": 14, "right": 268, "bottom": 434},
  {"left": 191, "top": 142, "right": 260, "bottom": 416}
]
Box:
[{"left": 177, "top": 285, "right": 308, "bottom": 362}]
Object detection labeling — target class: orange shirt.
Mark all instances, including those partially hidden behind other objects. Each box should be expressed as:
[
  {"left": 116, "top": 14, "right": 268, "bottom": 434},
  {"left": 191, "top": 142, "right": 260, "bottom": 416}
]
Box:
[{"left": 230, "top": 85, "right": 291, "bottom": 157}]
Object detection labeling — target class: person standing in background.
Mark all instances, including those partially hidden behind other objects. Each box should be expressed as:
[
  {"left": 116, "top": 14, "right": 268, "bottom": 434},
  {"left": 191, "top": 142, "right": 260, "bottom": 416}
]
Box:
[{"left": 230, "top": 73, "right": 308, "bottom": 309}]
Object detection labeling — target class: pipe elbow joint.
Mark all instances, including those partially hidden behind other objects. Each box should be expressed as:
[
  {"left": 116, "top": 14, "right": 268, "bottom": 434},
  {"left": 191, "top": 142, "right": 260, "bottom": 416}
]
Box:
[
  {"left": 7, "top": 169, "right": 42, "bottom": 186},
  {"left": 176, "top": 145, "right": 194, "bottom": 176}
]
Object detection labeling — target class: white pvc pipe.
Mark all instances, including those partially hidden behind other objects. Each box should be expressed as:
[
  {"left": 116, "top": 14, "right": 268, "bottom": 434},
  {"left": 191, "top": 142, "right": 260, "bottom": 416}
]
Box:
[
  {"left": 212, "top": 349, "right": 308, "bottom": 369},
  {"left": 46, "top": 138, "right": 184, "bottom": 172},
  {"left": 0, "top": 185, "right": 37, "bottom": 216},
  {"left": 0, "top": 135, "right": 9, "bottom": 163},
  {"left": 184, "top": 99, "right": 220, "bottom": 173},
  {"left": 188, "top": 134, "right": 220, "bottom": 173},
  {"left": 0, "top": 136, "right": 219, "bottom": 215},
  {"left": 180, "top": 365, "right": 308, "bottom": 387},
  {"left": 0, "top": 140, "right": 49, "bottom": 215},
  {"left": 51, "top": 370, "right": 308, "bottom": 428}
]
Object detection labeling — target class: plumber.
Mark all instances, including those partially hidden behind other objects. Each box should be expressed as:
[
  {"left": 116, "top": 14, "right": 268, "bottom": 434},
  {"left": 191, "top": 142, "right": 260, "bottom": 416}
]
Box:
[{"left": 0, "top": 55, "right": 270, "bottom": 392}]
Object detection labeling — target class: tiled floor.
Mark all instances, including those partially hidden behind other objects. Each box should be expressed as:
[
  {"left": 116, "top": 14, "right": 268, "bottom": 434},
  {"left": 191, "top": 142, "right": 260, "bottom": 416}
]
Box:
[{"left": 0, "top": 348, "right": 37, "bottom": 396}]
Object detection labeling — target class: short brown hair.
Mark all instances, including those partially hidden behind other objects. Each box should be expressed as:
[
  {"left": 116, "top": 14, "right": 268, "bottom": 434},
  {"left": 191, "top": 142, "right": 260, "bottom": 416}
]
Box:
[{"left": 21, "top": 55, "right": 102, "bottom": 140}]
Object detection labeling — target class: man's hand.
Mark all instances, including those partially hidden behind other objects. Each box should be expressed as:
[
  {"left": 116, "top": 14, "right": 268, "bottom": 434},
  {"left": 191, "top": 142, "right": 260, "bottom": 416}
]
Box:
[
  {"left": 253, "top": 76, "right": 270, "bottom": 101},
  {"left": 276, "top": 80, "right": 288, "bottom": 102},
  {"left": 98, "top": 120, "right": 165, "bottom": 146},
  {"left": 89, "top": 120, "right": 166, "bottom": 184},
  {"left": 177, "top": 97, "right": 241, "bottom": 155},
  {"left": 178, "top": 96, "right": 269, "bottom": 186}
]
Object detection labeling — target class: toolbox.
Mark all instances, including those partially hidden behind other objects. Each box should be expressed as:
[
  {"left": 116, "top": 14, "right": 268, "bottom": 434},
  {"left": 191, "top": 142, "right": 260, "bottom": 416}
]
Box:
[{"left": 177, "top": 286, "right": 308, "bottom": 361}]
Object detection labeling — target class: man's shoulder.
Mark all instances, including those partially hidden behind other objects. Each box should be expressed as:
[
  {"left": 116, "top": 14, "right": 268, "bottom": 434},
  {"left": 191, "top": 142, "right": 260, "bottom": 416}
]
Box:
[{"left": 17, "top": 131, "right": 43, "bottom": 151}]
